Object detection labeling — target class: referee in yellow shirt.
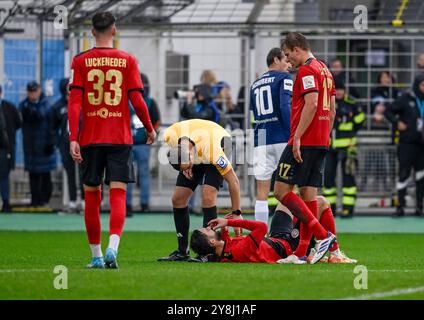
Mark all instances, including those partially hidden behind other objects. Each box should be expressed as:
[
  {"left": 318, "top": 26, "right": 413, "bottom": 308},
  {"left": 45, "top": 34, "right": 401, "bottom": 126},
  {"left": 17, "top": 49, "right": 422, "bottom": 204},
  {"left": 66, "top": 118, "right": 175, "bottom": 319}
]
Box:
[{"left": 158, "top": 119, "right": 242, "bottom": 262}]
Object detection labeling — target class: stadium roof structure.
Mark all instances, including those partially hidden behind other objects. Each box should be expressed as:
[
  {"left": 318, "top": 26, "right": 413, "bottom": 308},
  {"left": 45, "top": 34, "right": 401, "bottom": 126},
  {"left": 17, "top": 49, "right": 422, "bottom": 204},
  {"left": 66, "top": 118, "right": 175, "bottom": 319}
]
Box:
[{"left": 0, "top": 0, "right": 424, "bottom": 33}]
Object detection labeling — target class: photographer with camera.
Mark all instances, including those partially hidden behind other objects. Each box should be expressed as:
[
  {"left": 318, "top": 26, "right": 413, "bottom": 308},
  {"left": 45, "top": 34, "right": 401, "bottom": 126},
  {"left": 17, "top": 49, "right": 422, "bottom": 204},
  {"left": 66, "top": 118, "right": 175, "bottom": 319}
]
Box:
[{"left": 179, "top": 84, "right": 220, "bottom": 124}]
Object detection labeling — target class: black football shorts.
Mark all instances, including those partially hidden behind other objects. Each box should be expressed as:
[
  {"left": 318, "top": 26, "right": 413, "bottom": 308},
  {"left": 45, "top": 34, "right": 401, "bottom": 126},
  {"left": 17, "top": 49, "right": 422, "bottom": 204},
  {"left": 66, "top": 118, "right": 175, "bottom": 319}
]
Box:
[
  {"left": 80, "top": 145, "right": 135, "bottom": 187},
  {"left": 176, "top": 164, "right": 223, "bottom": 191},
  {"left": 275, "top": 145, "right": 327, "bottom": 188}
]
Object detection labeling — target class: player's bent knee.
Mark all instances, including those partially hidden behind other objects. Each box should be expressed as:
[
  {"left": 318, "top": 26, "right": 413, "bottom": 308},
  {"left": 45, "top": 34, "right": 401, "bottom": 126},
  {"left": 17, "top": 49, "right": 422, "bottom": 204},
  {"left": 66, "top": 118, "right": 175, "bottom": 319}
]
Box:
[
  {"left": 202, "top": 187, "right": 217, "bottom": 207},
  {"left": 84, "top": 185, "right": 101, "bottom": 192},
  {"left": 317, "top": 195, "right": 330, "bottom": 209},
  {"left": 110, "top": 181, "right": 127, "bottom": 190},
  {"left": 274, "top": 182, "right": 291, "bottom": 202}
]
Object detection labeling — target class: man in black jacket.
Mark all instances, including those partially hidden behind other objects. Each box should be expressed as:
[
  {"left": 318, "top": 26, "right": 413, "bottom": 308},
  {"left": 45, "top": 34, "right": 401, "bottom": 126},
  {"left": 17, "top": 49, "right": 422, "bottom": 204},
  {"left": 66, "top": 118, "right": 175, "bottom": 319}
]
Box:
[
  {"left": 385, "top": 74, "right": 424, "bottom": 217},
  {"left": 0, "top": 85, "right": 22, "bottom": 212},
  {"left": 51, "top": 78, "right": 84, "bottom": 213}
]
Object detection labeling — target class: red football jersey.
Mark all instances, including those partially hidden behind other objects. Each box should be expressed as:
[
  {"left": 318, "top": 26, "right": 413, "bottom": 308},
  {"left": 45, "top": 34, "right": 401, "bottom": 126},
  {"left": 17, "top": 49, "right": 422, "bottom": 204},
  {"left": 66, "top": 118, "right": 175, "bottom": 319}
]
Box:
[
  {"left": 288, "top": 58, "right": 335, "bottom": 148},
  {"left": 219, "top": 220, "right": 293, "bottom": 263},
  {"left": 69, "top": 47, "right": 143, "bottom": 146}
]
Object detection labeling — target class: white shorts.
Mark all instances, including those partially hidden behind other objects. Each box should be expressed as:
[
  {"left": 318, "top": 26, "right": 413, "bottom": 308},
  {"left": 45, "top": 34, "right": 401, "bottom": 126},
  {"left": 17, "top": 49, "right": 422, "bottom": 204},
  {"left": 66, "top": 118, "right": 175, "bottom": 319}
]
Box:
[{"left": 253, "top": 143, "right": 287, "bottom": 181}]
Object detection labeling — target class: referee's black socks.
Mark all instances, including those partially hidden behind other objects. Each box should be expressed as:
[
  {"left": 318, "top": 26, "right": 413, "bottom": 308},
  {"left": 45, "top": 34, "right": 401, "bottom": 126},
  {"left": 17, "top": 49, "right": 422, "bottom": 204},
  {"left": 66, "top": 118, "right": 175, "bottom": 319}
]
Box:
[
  {"left": 202, "top": 206, "right": 217, "bottom": 227},
  {"left": 173, "top": 206, "right": 190, "bottom": 254}
]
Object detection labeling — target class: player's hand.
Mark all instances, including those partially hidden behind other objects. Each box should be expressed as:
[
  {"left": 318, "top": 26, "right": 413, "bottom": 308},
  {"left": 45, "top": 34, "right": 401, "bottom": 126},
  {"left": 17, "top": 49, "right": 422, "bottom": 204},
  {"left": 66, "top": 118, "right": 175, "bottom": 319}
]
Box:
[
  {"left": 70, "top": 141, "right": 83, "bottom": 164},
  {"left": 182, "top": 167, "right": 193, "bottom": 180},
  {"left": 293, "top": 137, "right": 303, "bottom": 163},
  {"left": 208, "top": 218, "right": 228, "bottom": 231},
  {"left": 224, "top": 213, "right": 243, "bottom": 236},
  {"left": 146, "top": 130, "right": 157, "bottom": 145}
]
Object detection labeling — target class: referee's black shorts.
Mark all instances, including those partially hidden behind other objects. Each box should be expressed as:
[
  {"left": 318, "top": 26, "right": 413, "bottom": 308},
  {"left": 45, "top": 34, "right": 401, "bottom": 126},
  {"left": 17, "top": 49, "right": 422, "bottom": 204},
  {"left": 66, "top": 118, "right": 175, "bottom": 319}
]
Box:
[
  {"left": 80, "top": 145, "right": 135, "bottom": 187},
  {"left": 275, "top": 145, "right": 327, "bottom": 188},
  {"left": 176, "top": 164, "right": 223, "bottom": 191}
]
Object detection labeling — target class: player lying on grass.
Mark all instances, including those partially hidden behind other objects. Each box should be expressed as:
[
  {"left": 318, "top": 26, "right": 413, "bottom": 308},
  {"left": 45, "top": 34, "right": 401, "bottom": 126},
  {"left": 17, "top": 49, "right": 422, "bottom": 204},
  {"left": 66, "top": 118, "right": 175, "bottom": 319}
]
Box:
[{"left": 190, "top": 196, "right": 357, "bottom": 264}]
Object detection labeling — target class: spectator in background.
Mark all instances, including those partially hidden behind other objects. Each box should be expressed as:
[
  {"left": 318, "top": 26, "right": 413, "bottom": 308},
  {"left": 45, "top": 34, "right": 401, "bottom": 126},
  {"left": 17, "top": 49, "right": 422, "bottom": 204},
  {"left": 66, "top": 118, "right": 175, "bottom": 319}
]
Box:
[
  {"left": 384, "top": 73, "right": 424, "bottom": 217},
  {"left": 126, "top": 73, "right": 161, "bottom": 215},
  {"left": 417, "top": 53, "right": 424, "bottom": 73},
  {"left": 20, "top": 81, "right": 57, "bottom": 208},
  {"left": 370, "top": 71, "right": 400, "bottom": 130},
  {"left": 330, "top": 58, "right": 360, "bottom": 99},
  {"left": 361, "top": 72, "right": 400, "bottom": 193},
  {"left": 50, "top": 78, "right": 84, "bottom": 214},
  {"left": 323, "top": 79, "right": 365, "bottom": 218},
  {"left": 213, "top": 81, "right": 241, "bottom": 130},
  {"left": 0, "top": 85, "right": 22, "bottom": 212},
  {"left": 235, "top": 86, "right": 246, "bottom": 129},
  {"left": 180, "top": 84, "right": 220, "bottom": 123},
  {"left": 200, "top": 70, "right": 217, "bottom": 88}
]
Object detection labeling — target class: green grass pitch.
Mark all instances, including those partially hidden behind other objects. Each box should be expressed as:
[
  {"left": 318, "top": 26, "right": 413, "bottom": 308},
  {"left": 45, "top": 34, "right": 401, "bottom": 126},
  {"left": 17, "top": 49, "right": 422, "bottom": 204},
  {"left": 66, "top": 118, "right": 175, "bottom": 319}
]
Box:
[{"left": 1, "top": 231, "right": 424, "bottom": 300}]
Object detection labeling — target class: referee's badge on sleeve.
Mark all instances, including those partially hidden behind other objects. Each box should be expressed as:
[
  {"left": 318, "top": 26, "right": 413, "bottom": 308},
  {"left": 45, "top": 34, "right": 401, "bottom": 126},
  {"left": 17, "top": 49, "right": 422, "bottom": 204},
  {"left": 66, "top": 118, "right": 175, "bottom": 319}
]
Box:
[{"left": 216, "top": 156, "right": 228, "bottom": 169}]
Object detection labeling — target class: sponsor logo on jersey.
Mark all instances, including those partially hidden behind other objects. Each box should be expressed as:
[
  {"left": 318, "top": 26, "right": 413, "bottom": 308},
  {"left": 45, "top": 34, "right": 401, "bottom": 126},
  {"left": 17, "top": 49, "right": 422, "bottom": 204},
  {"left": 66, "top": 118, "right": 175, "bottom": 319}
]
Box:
[
  {"left": 291, "top": 228, "right": 300, "bottom": 239},
  {"left": 284, "top": 79, "right": 293, "bottom": 91},
  {"left": 302, "top": 75, "right": 316, "bottom": 90}
]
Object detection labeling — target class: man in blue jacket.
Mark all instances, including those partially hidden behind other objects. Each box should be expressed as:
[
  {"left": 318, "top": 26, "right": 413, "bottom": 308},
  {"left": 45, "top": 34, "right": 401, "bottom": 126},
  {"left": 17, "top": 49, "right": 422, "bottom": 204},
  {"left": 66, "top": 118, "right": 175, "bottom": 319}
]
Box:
[{"left": 20, "top": 81, "right": 57, "bottom": 208}]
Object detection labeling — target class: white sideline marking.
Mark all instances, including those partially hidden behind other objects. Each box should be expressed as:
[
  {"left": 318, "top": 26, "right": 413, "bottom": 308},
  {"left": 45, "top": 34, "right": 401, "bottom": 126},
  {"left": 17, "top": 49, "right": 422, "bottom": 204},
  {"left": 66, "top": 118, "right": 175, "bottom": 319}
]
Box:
[
  {"left": 340, "top": 286, "right": 424, "bottom": 300},
  {"left": 0, "top": 269, "right": 51, "bottom": 273}
]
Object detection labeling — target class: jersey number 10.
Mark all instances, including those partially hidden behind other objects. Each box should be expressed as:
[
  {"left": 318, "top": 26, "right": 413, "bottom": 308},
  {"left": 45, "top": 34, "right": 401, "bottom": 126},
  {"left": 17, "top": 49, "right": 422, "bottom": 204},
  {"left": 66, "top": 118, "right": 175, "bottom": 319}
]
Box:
[
  {"left": 87, "top": 69, "right": 123, "bottom": 106},
  {"left": 254, "top": 85, "right": 274, "bottom": 116}
]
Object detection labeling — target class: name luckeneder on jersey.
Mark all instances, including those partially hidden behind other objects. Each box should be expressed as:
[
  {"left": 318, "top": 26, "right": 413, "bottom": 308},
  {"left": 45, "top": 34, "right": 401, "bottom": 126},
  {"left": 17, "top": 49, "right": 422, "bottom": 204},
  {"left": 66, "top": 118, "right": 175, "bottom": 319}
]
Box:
[{"left": 85, "top": 57, "right": 128, "bottom": 68}]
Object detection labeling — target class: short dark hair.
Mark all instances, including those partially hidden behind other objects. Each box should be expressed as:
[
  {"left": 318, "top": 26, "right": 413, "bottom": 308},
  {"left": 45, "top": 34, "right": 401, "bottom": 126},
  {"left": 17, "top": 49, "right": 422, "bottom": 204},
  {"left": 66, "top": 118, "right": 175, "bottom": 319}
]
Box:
[
  {"left": 190, "top": 230, "right": 215, "bottom": 256},
  {"left": 167, "top": 138, "right": 191, "bottom": 171},
  {"left": 92, "top": 11, "right": 116, "bottom": 33},
  {"left": 281, "top": 32, "right": 310, "bottom": 51},
  {"left": 266, "top": 48, "right": 283, "bottom": 67}
]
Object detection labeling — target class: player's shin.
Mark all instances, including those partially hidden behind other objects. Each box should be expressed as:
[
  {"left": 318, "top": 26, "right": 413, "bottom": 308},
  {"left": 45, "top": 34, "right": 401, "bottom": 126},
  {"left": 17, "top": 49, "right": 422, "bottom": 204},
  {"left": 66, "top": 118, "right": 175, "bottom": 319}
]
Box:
[
  {"left": 320, "top": 207, "right": 339, "bottom": 252},
  {"left": 173, "top": 206, "right": 190, "bottom": 254},
  {"left": 109, "top": 188, "right": 127, "bottom": 251},
  {"left": 202, "top": 206, "right": 217, "bottom": 227},
  {"left": 281, "top": 192, "right": 327, "bottom": 240},
  {"left": 84, "top": 189, "right": 102, "bottom": 255},
  {"left": 294, "top": 200, "right": 316, "bottom": 257}
]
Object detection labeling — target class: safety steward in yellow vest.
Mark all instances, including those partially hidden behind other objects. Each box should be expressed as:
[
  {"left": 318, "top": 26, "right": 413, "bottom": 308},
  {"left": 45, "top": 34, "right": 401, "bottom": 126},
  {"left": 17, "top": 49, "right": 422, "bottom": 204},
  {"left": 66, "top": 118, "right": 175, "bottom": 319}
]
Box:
[{"left": 323, "top": 79, "right": 365, "bottom": 217}]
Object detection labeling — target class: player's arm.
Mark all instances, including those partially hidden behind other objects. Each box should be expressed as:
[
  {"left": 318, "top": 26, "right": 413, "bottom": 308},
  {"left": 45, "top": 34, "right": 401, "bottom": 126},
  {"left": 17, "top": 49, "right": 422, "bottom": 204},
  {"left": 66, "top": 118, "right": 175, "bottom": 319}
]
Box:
[
  {"left": 129, "top": 91, "right": 155, "bottom": 143},
  {"left": 293, "top": 91, "right": 318, "bottom": 163},
  {"left": 68, "top": 56, "right": 84, "bottom": 163},
  {"left": 222, "top": 168, "right": 241, "bottom": 212},
  {"left": 295, "top": 91, "right": 318, "bottom": 139},
  {"left": 329, "top": 95, "right": 336, "bottom": 131},
  {"left": 209, "top": 218, "right": 267, "bottom": 245}
]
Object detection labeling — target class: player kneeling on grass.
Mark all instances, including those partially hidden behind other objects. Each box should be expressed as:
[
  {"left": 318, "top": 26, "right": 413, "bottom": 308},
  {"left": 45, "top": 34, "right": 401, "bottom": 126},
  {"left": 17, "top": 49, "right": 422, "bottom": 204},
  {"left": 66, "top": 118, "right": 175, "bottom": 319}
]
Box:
[
  {"left": 190, "top": 196, "right": 356, "bottom": 264},
  {"left": 158, "top": 119, "right": 242, "bottom": 262}
]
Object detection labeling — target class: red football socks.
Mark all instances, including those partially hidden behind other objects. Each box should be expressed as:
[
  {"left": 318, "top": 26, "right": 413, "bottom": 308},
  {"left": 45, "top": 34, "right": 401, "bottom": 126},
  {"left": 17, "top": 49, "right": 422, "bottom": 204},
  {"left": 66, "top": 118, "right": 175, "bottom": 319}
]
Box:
[
  {"left": 109, "top": 188, "right": 127, "bottom": 237},
  {"left": 282, "top": 192, "right": 327, "bottom": 239},
  {"left": 295, "top": 200, "right": 318, "bottom": 257},
  {"left": 319, "top": 207, "right": 339, "bottom": 252},
  {"left": 84, "top": 189, "right": 102, "bottom": 244}
]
